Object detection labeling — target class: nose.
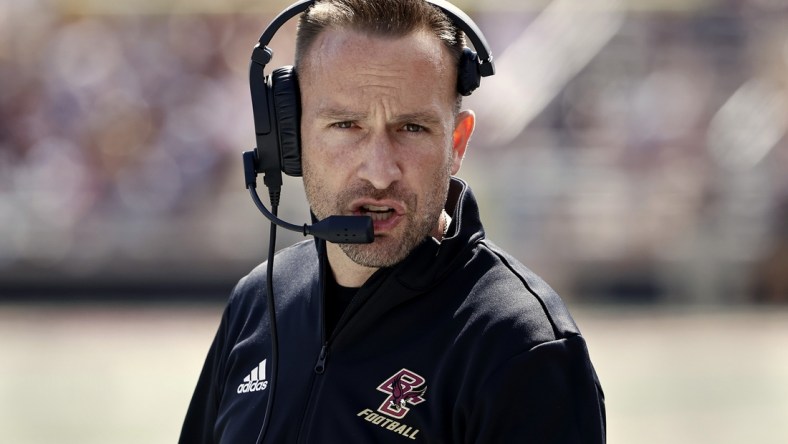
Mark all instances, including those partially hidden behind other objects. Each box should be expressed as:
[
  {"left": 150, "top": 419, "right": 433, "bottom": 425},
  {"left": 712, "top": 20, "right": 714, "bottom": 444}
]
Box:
[{"left": 356, "top": 131, "right": 402, "bottom": 190}]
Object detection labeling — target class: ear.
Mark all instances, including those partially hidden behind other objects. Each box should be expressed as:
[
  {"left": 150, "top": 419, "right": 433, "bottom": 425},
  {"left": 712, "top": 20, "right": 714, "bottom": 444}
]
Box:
[{"left": 450, "top": 110, "right": 475, "bottom": 175}]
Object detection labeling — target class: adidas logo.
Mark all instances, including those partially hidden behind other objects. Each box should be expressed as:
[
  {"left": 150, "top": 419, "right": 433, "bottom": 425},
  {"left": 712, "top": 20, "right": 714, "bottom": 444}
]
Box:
[{"left": 237, "top": 360, "right": 269, "bottom": 394}]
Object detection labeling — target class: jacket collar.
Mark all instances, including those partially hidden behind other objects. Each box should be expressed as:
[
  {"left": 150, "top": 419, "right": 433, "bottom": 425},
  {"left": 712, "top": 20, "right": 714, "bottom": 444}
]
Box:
[
  {"left": 391, "top": 177, "right": 485, "bottom": 291},
  {"left": 324, "top": 177, "right": 486, "bottom": 345}
]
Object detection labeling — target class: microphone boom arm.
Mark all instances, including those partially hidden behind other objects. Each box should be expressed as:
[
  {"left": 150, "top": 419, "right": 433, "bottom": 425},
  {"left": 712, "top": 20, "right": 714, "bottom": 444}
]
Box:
[{"left": 243, "top": 150, "right": 374, "bottom": 244}]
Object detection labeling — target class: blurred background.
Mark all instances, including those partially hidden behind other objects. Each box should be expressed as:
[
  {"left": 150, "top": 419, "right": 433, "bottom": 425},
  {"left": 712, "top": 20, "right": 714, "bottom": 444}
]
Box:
[{"left": 1, "top": 0, "right": 786, "bottom": 442}]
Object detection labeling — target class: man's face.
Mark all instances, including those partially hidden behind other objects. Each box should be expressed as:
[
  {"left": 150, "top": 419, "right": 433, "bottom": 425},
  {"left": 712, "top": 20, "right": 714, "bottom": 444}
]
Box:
[{"left": 299, "top": 28, "right": 471, "bottom": 268}]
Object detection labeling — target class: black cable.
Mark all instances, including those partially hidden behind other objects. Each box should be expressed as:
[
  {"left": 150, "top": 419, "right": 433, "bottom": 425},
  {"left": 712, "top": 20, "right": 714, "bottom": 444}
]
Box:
[
  {"left": 248, "top": 186, "right": 305, "bottom": 234},
  {"left": 256, "top": 187, "right": 280, "bottom": 444},
  {"left": 247, "top": 184, "right": 373, "bottom": 244}
]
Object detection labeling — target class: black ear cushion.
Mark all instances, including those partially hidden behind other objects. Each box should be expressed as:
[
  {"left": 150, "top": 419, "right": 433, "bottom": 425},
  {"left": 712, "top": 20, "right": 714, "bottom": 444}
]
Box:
[
  {"left": 271, "top": 66, "right": 302, "bottom": 176},
  {"left": 457, "top": 47, "right": 481, "bottom": 96}
]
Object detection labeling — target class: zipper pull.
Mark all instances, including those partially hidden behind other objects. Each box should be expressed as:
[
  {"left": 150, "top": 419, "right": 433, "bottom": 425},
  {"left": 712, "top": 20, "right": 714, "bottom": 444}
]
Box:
[{"left": 314, "top": 345, "right": 328, "bottom": 374}]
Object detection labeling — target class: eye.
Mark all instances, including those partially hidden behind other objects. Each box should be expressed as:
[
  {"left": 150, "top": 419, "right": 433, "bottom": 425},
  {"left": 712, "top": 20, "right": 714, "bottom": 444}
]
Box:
[
  {"left": 331, "top": 121, "right": 354, "bottom": 129},
  {"left": 403, "top": 123, "right": 426, "bottom": 133}
]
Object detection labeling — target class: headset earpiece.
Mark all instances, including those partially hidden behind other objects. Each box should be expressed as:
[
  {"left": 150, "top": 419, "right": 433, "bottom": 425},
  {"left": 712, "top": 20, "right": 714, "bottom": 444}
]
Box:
[
  {"left": 457, "top": 47, "right": 481, "bottom": 96},
  {"left": 270, "top": 67, "right": 302, "bottom": 176}
]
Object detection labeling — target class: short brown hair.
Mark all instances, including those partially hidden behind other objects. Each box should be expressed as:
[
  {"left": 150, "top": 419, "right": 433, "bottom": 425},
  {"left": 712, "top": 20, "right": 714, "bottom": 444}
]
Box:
[{"left": 294, "top": 0, "right": 466, "bottom": 110}]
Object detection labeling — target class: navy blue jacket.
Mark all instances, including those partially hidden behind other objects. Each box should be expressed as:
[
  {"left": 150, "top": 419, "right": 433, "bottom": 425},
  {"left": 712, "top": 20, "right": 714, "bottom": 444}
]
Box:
[{"left": 180, "top": 178, "right": 606, "bottom": 443}]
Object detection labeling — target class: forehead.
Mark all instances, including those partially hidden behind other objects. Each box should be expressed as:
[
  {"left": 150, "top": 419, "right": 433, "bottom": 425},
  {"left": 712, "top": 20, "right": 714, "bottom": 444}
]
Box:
[
  {"left": 298, "top": 28, "right": 456, "bottom": 105},
  {"left": 304, "top": 26, "right": 449, "bottom": 65}
]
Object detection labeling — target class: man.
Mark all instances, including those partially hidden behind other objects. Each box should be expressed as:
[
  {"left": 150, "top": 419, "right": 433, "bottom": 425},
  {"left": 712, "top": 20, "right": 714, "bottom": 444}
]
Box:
[{"left": 180, "top": 0, "right": 606, "bottom": 442}]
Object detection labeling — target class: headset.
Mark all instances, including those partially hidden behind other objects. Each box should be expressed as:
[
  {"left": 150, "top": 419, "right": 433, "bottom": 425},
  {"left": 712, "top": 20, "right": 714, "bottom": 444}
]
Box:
[
  {"left": 240, "top": 1, "right": 494, "bottom": 442},
  {"left": 242, "top": 0, "right": 495, "bottom": 243}
]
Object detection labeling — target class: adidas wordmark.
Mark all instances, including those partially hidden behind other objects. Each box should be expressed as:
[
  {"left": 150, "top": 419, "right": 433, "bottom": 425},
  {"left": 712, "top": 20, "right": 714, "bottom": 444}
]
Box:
[{"left": 237, "top": 360, "right": 268, "bottom": 394}]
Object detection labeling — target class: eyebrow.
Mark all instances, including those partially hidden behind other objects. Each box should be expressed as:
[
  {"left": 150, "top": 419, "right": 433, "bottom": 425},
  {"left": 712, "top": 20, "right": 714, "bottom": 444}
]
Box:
[
  {"left": 315, "top": 107, "right": 366, "bottom": 122},
  {"left": 316, "top": 107, "right": 442, "bottom": 127},
  {"left": 395, "top": 112, "right": 442, "bottom": 127}
]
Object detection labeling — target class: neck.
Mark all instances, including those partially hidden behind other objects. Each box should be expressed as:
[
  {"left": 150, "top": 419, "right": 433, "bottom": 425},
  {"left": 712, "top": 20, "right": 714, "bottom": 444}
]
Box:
[
  {"left": 326, "top": 243, "right": 378, "bottom": 288},
  {"left": 436, "top": 209, "right": 451, "bottom": 240}
]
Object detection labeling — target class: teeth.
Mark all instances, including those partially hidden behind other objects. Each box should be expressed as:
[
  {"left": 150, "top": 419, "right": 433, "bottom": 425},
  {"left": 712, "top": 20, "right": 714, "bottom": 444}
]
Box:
[
  {"left": 368, "top": 211, "right": 392, "bottom": 221},
  {"left": 363, "top": 205, "right": 391, "bottom": 212}
]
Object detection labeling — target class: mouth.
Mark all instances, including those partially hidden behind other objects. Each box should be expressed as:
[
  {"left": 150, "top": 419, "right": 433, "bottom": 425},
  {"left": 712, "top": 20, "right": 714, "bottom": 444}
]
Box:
[
  {"left": 349, "top": 200, "right": 406, "bottom": 232},
  {"left": 358, "top": 204, "right": 396, "bottom": 221}
]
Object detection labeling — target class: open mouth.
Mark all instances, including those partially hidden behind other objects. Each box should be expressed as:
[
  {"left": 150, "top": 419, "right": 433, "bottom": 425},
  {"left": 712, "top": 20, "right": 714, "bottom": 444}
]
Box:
[{"left": 359, "top": 204, "right": 396, "bottom": 221}]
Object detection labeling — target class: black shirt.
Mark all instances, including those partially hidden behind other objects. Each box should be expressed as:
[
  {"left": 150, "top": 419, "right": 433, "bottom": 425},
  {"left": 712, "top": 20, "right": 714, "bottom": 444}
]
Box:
[{"left": 325, "top": 272, "right": 358, "bottom": 337}]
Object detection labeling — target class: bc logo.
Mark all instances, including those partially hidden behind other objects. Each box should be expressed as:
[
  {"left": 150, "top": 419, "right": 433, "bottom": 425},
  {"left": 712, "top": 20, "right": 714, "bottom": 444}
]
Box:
[{"left": 376, "top": 369, "right": 428, "bottom": 419}]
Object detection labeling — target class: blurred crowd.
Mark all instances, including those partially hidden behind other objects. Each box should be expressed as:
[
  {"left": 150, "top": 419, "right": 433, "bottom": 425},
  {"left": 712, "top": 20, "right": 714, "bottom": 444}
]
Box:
[
  {"left": 0, "top": 0, "right": 786, "bottom": 302},
  {"left": 0, "top": 1, "right": 285, "bottom": 288}
]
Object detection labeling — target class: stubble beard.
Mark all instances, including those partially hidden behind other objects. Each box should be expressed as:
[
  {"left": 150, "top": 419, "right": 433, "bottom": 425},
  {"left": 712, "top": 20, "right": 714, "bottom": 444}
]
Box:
[{"left": 303, "top": 166, "right": 451, "bottom": 269}]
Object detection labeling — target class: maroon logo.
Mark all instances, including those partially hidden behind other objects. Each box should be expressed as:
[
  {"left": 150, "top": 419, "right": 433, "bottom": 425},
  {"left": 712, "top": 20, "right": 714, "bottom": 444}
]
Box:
[{"left": 376, "top": 369, "right": 427, "bottom": 419}]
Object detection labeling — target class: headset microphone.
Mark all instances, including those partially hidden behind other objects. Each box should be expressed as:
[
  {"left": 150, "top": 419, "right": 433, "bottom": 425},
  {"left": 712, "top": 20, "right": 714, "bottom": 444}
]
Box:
[{"left": 243, "top": 150, "right": 374, "bottom": 244}]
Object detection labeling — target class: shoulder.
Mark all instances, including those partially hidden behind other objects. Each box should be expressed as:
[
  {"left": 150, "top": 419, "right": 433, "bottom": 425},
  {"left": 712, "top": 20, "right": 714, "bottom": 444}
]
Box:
[
  {"left": 482, "top": 239, "right": 579, "bottom": 337},
  {"left": 456, "top": 239, "right": 581, "bottom": 348},
  {"left": 226, "top": 239, "right": 319, "bottom": 312}
]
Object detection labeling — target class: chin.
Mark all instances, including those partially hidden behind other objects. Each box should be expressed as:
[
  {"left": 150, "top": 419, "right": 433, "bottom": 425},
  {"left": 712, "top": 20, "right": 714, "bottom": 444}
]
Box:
[{"left": 340, "top": 238, "right": 415, "bottom": 268}]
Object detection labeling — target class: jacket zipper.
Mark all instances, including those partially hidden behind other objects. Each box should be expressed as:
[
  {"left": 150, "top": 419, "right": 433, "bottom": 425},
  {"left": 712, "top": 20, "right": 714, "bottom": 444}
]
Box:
[
  {"left": 295, "top": 345, "right": 330, "bottom": 443},
  {"left": 295, "top": 246, "right": 331, "bottom": 443},
  {"left": 297, "top": 243, "right": 379, "bottom": 442},
  {"left": 314, "top": 344, "right": 329, "bottom": 374}
]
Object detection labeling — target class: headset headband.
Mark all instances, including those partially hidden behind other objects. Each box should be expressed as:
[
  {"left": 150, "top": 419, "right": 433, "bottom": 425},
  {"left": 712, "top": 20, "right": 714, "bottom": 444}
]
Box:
[{"left": 251, "top": 0, "right": 495, "bottom": 77}]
